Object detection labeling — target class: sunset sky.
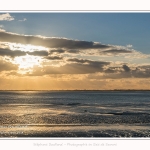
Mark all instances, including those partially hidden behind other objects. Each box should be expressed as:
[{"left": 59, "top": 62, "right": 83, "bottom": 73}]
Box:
[{"left": 0, "top": 12, "right": 150, "bottom": 90}]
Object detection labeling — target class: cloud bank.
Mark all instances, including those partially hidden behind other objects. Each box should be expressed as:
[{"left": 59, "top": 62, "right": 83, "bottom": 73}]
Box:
[
  {"left": 0, "top": 30, "right": 133, "bottom": 55},
  {"left": 0, "top": 30, "right": 150, "bottom": 82}
]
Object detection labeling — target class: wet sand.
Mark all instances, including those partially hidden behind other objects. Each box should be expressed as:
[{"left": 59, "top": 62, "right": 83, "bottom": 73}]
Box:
[{"left": 0, "top": 112, "right": 150, "bottom": 137}]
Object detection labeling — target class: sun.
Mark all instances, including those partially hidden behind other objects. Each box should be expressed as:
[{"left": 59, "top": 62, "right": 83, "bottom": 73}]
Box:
[
  {"left": 12, "top": 44, "right": 45, "bottom": 70},
  {"left": 14, "top": 55, "right": 41, "bottom": 69},
  {"left": 8, "top": 43, "right": 46, "bottom": 74}
]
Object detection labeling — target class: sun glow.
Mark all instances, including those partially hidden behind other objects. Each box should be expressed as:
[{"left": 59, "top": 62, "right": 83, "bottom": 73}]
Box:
[
  {"left": 9, "top": 43, "right": 46, "bottom": 70},
  {"left": 14, "top": 55, "right": 41, "bottom": 69}
]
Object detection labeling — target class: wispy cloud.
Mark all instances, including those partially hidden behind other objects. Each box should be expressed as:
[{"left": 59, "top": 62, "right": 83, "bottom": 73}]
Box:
[
  {"left": 18, "top": 18, "right": 27, "bottom": 22},
  {"left": 126, "top": 44, "right": 133, "bottom": 48}
]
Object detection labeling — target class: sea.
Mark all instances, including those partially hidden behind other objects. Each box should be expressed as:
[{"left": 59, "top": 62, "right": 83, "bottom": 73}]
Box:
[{"left": 0, "top": 90, "right": 149, "bottom": 137}]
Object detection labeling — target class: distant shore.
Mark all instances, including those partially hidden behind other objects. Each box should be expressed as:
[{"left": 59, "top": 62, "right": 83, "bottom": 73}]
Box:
[{"left": 0, "top": 89, "right": 150, "bottom": 91}]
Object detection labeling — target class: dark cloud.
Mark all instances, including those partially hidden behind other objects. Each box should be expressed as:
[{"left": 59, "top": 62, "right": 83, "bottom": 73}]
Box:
[
  {"left": 50, "top": 64, "right": 150, "bottom": 78},
  {"left": 0, "top": 31, "right": 111, "bottom": 50},
  {"left": 0, "top": 31, "right": 135, "bottom": 57},
  {"left": 67, "top": 58, "right": 110, "bottom": 67},
  {"left": 67, "top": 58, "right": 91, "bottom": 63},
  {"left": 0, "top": 48, "right": 49, "bottom": 57},
  {"left": 27, "top": 59, "right": 110, "bottom": 76},
  {"left": 49, "top": 49, "right": 65, "bottom": 54},
  {"left": 0, "top": 59, "right": 18, "bottom": 72},
  {"left": 27, "top": 50, "right": 48, "bottom": 56},
  {"left": 102, "top": 49, "right": 132, "bottom": 54},
  {"left": 45, "top": 56, "right": 63, "bottom": 60},
  {"left": 27, "top": 58, "right": 150, "bottom": 78},
  {"left": 0, "top": 48, "right": 26, "bottom": 57},
  {"left": 104, "top": 68, "right": 117, "bottom": 73},
  {"left": 122, "top": 64, "right": 131, "bottom": 72},
  {"left": 49, "top": 49, "right": 81, "bottom": 54},
  {"left": 49, "top": 48, "right": 133, "bottom": 55},
  {"left": 67, "top": 49, "right": 81, "bottom": 53},
  {"left": 102, "top": 65, "right": 150, "bottom": 79},
  {"left": 131, "top": 66, "right": 150, "bottom": 78}
]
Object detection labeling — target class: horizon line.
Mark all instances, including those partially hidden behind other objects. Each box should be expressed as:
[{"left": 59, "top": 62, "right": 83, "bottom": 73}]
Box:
[{"left": 0, "top": 89, "right": 150, "bottom": 91}]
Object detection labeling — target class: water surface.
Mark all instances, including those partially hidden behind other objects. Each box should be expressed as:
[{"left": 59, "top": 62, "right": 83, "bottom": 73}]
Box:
[{"left": 0, "top": 91, "right": 149, "bottom": 137}]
